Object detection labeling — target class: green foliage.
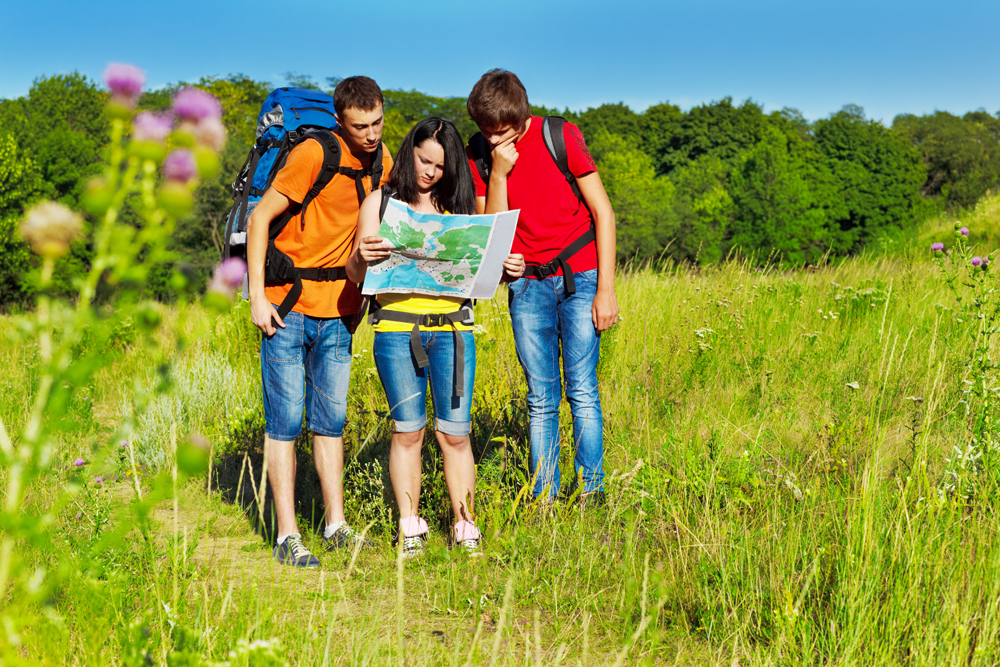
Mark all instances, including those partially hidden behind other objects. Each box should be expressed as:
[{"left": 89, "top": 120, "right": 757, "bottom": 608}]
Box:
[
  {"left": 0, "top": 133, "right": 44, "bottom": 303},
  {"left": 727, "top": 127, "right": 834, "bottom": 263},
  {"left": 382, "top": 89, "right": 479, "bottom": 153},
  {"left": 589, "top": 130, "right": 676, "bottom": 261},
  {"left": 815, "top": 107, "right": 926, "bottom": 252},
  {"left": 668, "top": 155, "right": 734, "bottom": 263},
  {"left": 893, "top": 109, "right": 1000, "bottom": 209}
]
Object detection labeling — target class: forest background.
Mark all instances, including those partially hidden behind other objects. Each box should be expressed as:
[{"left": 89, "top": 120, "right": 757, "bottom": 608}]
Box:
[{"left": 1, "top": 70, "right": 998, "bottom": 305}]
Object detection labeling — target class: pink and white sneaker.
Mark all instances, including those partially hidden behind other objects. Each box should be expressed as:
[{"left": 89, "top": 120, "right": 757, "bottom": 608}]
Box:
[{"left": 454, "top": 520, "right": 482, "bottom": 557}]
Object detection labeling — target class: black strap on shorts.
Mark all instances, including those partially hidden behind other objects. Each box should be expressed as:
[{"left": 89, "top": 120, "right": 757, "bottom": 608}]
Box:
[{"left": 368, "top": 299, "right": 474, "bottom": 398}]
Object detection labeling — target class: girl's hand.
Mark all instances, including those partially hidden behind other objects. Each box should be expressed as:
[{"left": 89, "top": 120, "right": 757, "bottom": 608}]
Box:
[
  {"left": 359, "top": 236, "right": 392, "bottom": 263},
  {"left": 503, "top": 253, "right": 525, "bottom": 279}
]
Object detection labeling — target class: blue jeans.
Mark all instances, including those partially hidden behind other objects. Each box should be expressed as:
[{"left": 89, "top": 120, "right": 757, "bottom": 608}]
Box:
[
  {"left": 261, "top": 310, "right": 352, "bottom": 440},
  {"left": 373, "top": 330, "right": 476, "bottom": 436},
  {"left": 508, "top": 268, "right": 604, "bottom": 498}
]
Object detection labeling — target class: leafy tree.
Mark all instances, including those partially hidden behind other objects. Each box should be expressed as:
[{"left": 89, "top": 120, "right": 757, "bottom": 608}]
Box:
[
  {"left": 576, "top": 103, "right": 643, "bottom": 146},
  {"left": 647, "top": 98, "right": 770, "bottom": 177},
  {"left": 383, "top": 89, "right": 478, "bottom": 153},
  {"left": 589, "top": 130, "right": 676, "bottom": 261},
  {"left": 0, "top": 134, "right": 45, "bottom": 304},
  {"left": 668, "top": 156, "right": 733, "bottom": 263},
  {"left": 893, "top": 110, "right": 1000, "bottom": 209},
  {"left": 815, "top": 107, "right": 926, "bottom": 252},
  {"left": 727, "top": 127, "right": 834, "bottom": 264}
]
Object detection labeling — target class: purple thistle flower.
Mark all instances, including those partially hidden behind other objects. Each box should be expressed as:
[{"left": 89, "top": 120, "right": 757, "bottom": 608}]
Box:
[
  {"left": 95, "top": 476, "right": 103, "bottom": 484},
  {"left": 133, "top": 112, "right": 173, "bottom": 143},
  {"left": 104, "top": 63, "right": 145, "bottom": 100},
  {"left": 972, "top": 256, "right": 983, "bottom": 267},
  {"left": 961, "top": 227, "right": 970, "bottom": 236},
  {"left": 172, "top": 88, "right": 222, "bottom": 122},
  {"left": 931, "top": 242, "right": 944, "bottom": 252},
  {"left": 208, "top": 258, "right": 247, "bottom": 294},
  {"left": 74, "top": 458, "right": 85, "bottom": 467},
  {"left": 163, "top": 149, "right": 197, "bottom": 183},
  {"left": 120, "top": 439, "right": 129, "bottom": 448}
]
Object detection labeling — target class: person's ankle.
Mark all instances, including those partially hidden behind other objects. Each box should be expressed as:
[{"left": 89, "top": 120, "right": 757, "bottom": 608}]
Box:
[
  {"left": 454, "top": 520, "right": 480, "bottom": 542},
  {"left": 324, "top": 521, "right": 347, "bottom": 538},
  {"left": 400, "top": 516, "right": 429, "bottom": 538}
]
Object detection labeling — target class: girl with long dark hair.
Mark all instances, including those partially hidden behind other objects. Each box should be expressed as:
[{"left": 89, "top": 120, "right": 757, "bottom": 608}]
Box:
[{"left": 347, "top": 118, "right": 524, "bottom": 557}]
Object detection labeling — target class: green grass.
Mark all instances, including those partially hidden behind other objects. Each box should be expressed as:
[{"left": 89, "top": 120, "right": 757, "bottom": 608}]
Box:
[{"left": 7, "top": 198, "right": 1000, "bottom": 665}]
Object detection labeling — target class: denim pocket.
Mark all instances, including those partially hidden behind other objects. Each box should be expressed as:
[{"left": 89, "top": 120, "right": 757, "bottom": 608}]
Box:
[{"left": 264, "top": 314, "right": 303, "bottom": 363}]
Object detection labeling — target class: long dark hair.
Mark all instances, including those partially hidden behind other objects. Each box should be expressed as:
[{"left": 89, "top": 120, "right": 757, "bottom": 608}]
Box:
[{"left": 386, "top": 118, "right": 476, "bottom": 215}]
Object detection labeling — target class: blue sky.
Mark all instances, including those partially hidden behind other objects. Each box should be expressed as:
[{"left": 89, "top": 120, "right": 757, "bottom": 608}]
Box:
[{"left": 4, "top": 0, "right": 999, "bottom": 125}]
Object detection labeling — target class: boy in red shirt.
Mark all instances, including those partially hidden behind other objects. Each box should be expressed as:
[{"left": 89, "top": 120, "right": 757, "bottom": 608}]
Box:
[
  {"left": 247, "top": 76, "right": 393, "bottom": 567},
  {"left": 466, "top": 69, "right": 619, "bottom": 503}
]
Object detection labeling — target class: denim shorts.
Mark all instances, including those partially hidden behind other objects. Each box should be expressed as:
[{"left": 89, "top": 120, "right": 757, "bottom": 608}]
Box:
[
  {"left": 261, "top": 309, "right": 352, "bottom": 441},
  {"left": 373, "top": 330, "right": 475, "bottom": 436}
]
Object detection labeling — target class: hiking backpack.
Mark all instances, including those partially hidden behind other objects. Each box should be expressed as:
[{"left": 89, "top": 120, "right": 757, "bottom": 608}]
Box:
[
  {"left": 467, "top": 116, "right": 595, "bottom": 295},
  {"left": 223, "top": 87, "right": 384, "bottom": 318}
]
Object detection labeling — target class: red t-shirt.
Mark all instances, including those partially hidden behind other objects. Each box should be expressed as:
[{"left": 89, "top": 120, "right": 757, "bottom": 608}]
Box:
[{"left": 469, "top": 116, "right": 597, "bottom": 276}]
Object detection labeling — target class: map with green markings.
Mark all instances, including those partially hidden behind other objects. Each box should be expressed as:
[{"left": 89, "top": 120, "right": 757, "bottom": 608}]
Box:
[{"left": 363, "top": 198, "right": 519, "bottom": 299}]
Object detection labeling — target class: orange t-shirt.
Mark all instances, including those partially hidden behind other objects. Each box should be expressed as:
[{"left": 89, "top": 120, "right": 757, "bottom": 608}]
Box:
[{"left": 265, "top": 133, "right": 393, "bottom": 318}]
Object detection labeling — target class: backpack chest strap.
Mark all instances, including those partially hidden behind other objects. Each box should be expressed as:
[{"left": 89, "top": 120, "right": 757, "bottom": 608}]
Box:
[
  {"left": 522, "top": 226, "right": 596, "bottom": 295},
  {"left": 369, "top": 300, "right": 474, "bottom": 398}
]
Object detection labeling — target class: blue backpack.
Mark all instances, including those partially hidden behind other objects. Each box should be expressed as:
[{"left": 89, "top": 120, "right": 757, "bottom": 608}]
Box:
[{"left": 223, "top": 87, "right": 384, "bottom": 318}]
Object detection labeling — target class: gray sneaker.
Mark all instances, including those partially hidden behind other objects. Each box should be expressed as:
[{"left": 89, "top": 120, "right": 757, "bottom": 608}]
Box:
[
  {"left": 322, "top": 524, "right": 373, "bottom": 552},
  {"left": 273, "top": 534, "right": 321, "bottom": 568},
  {"left": 395, "top": 533, "right": 427, "bottom": 559}
]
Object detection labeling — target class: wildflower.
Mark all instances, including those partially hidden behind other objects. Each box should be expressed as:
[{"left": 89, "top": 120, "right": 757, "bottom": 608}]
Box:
[
  {"left": 931, "top": 242, "right": 944, "bottom": 252},
  {"left": 172, "top": 88, "right": 222, "bottom": 122},
  {"left": 960, "top": 227, "right": 970, "bottom": 236},
  {"left": 163, "top": 149, "right": 197, "bottom": 183},
  {"left": 208, "top": 257, "right": 247, "bottom": 294},
  {"left": 972, "top": 256, "right": 983, "bottom": 267},
  {"left": 193, "top": 116, "right": 227, "bottom": 152},
  {"left": 132, "top": 112, "right": 173, "bottom": 143},
  {"left": 104, "top": 63, "right": 145, "bottom": 108},
  {"left": 120, "top": 439, "right": 129, "bottom": 448},
  {"left": 74, "top": 458, "right": 85, "bottom": 467},
  {"left": 20, "top": 201, "right": 83, "bottom": 259},
  {"left": 95, "top": 476, "right": 103, "bottom": 484}
]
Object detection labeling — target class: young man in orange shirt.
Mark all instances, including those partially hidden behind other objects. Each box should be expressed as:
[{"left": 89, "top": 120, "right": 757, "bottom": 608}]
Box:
[{"left": 246, "top": 76, "right": 393, "bottom": 567}]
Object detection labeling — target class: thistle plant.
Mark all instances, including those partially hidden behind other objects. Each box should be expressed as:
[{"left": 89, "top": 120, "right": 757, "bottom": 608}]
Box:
[
  {"left": 931, "top": 222, "right": 1000, "bottom": 500},
  {"left": 0, "top": 63, "right": 243, "bottom": 656}
]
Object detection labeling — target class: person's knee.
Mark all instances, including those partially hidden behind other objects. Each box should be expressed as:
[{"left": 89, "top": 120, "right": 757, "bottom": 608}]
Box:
[
  {"left": 393, "top": 428, "right": 425, "bottom": 449},
  {"left": 436, "top": 431, "right": 470, "bottom": 450}
]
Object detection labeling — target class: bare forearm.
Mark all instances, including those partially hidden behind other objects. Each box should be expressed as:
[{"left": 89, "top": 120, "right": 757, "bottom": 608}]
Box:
[
  {"left": 594, "top": 210, "right": 617, "bottom": 291},
  {"left": 246, "top": 211, "right": 269, "bottom": 300},
  {"left": 484, "top": 172, "right": 509, "bottom": 214}
]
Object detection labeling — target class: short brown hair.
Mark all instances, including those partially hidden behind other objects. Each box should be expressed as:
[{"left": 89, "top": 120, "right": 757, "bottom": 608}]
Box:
[
  {"left": 333, "top": 76, "right": 384, "bottom": 117},
  {"left": 467, "top": 69, "right": 530, "bottom": 131}
]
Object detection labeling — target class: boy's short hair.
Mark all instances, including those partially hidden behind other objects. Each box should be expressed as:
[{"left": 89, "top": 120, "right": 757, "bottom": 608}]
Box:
[
  {"left": 467, "top": 69, "right": 531, "bottom": 131},
  {"left": 333, "top": 76, "right": 384, "bottom": 117}
]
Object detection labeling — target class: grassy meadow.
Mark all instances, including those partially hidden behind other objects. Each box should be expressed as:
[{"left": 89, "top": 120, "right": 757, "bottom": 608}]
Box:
[{"left": 5, "top": 198, "right": 1000, "bottom": 665}]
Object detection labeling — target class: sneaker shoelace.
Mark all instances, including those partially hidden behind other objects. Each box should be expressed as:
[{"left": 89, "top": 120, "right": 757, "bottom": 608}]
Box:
[
  {"left": 286, "top": 536, "right": 312, "bottom": 561},
  {"left": 402, "top": 536, "right": 424, "bottom": 552},
  {"left": 458, "top": 538, "right": 480, "bottom": 552}
]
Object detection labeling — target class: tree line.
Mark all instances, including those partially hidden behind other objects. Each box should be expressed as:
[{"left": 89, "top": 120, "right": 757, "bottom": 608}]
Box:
[{"left": 1, "top": 71, "right": 998, "bottom": 306}]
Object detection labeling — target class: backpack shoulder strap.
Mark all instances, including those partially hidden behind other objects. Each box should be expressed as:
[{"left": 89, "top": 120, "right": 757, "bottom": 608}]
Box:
[
  {"left": 541, "top": 116, "right": 586, "bottom": 205},
  {"left": 468, "top": 132, "right": 492, "bottom": 184},
  {"left": 298, "top": 129, "right": 342, "bottom": 219},
  {"left": 378, "top": 184, "right": 398, "bottom": 222},
  {"left": 368, "top": 143, "right": 385, "bottom": 196}
]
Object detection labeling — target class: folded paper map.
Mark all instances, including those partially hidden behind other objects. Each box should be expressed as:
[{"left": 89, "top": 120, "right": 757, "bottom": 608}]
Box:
[{"left": 362, "top": 199, "right": 520, "bottom": 299}]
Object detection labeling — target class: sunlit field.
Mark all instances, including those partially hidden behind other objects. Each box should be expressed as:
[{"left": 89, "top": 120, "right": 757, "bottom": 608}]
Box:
[{"left": 3, "top": 197, "right": 1000, "bottom": 665}]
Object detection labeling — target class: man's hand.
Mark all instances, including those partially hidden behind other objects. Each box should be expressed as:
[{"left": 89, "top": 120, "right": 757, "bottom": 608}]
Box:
[
  {"left": 491, "top": 136, "right": 518, "bottom": 178},
  {"left": 359, "top": 236, "right": 392, "bottom": 263},
  {"left": 503, "top": 253, "right": 525, "bottom": 279},
  {"left": 591, "top": 287, "right": 619, "bottom": 333},
  {"left": 251, "top": 298, "right": 284, "bottom": 336}
]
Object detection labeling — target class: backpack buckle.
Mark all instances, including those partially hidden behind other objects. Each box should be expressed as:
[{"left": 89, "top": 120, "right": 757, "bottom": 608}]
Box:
[{"left": 422, "top": 314, "right": 446, "bottom": 328}]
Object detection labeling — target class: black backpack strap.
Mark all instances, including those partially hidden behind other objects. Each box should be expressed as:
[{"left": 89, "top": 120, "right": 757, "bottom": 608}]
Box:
[
  {"left": 298, "top": 130, "right": 343, "bottom": 223},
  {"left": 542, "top": 116, "right": 588, "bottom": 208},
  {"left": 223, "top": 144, "right": 264, "bottom": 261},
  {"left": 522, "top": 226, "right": 596, "bottom": 296},
  {"left": 369, "top": 299, "right": 474, "bottom": 398},
  {"left": 468, "top": 132, "right": 492, "bottom": 184},
  {"left": 378, "top": 184, "right": 397, "bottom": 221},
  {"left": 368, "top": 143, "right": 385, "bottom": 197}
]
